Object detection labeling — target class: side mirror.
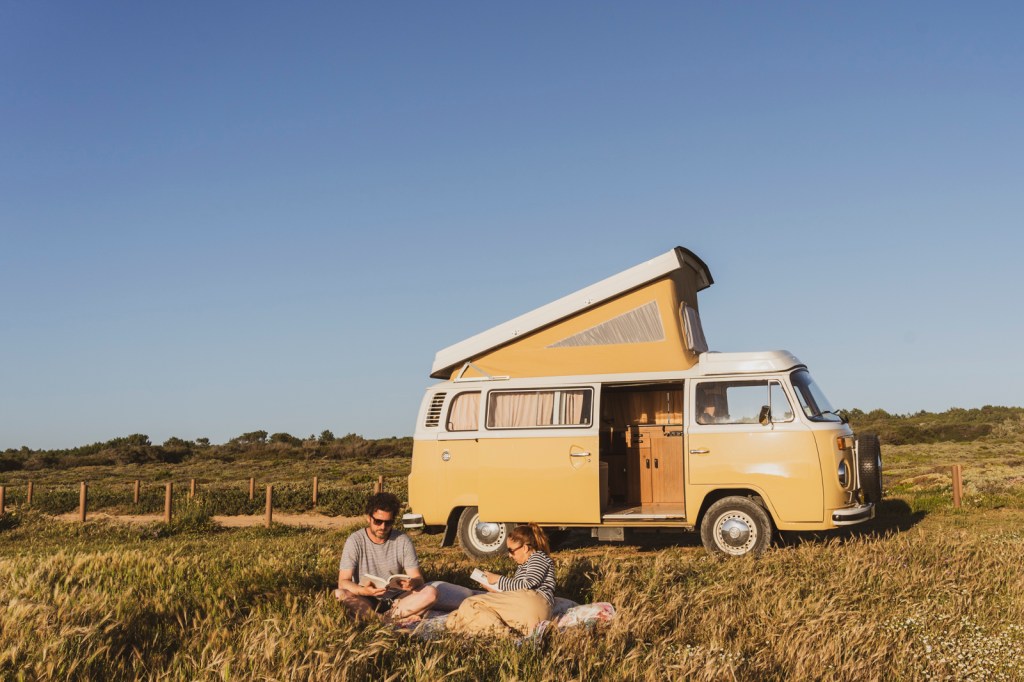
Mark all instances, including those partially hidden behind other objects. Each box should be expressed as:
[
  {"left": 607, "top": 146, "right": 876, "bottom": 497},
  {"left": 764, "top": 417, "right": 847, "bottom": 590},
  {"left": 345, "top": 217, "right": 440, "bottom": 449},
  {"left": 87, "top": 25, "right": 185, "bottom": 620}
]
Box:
[{"left": 758, "top": 405, "right": 771, "bottom": 426}]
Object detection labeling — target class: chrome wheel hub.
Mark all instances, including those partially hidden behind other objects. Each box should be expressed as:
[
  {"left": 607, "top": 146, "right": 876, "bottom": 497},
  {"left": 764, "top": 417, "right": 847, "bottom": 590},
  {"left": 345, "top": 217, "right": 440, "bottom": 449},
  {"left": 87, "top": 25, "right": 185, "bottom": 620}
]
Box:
[
  {"left": 716, "top": 512, "right": 756, "bottom": 554},
  {"left": 475, "top": 521, "right": 502, "bottom": 545}
]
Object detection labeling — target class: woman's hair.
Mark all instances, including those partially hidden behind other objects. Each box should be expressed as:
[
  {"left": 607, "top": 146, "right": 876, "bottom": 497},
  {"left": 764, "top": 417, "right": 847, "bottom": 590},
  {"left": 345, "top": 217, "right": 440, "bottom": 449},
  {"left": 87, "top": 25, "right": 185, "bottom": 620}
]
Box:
[{"left": 509, "top": 522, "right": 550, "bottom": 554}]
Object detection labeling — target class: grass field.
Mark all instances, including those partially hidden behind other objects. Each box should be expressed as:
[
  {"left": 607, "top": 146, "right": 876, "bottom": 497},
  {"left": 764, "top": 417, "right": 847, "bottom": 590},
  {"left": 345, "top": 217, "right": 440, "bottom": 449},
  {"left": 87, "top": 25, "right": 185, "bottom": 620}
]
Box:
[{"left": 2, "top": 437, "right": 1024, "bottom": 681}]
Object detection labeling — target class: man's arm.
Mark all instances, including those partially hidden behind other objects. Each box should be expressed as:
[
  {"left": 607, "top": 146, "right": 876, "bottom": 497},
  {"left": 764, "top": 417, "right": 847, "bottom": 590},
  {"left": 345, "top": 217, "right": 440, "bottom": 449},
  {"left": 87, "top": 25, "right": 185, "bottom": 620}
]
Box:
[
  {"left": 338, "top": 567, "right": 385, "bottom": 597},
  {"left": 394, "top": 533, "right": 426, "bottom": 590},
  {"left": 395, "top": 566, "right": 425, "bottom": 591}
]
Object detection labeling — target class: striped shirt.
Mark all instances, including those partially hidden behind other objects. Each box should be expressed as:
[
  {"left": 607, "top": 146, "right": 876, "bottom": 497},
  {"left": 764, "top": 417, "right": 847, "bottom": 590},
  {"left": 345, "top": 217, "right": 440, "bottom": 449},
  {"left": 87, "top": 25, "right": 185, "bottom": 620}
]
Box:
[{"left": 497, "top": 551, "right": 556, "bottom": 605}]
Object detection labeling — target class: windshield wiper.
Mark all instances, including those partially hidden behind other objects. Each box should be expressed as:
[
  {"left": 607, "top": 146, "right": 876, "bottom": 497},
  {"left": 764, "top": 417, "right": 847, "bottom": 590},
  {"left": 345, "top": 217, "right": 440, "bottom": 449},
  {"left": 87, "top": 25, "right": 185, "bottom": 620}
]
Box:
[{"left": 822, "top": 409, "right": 848, "bottom": 424}]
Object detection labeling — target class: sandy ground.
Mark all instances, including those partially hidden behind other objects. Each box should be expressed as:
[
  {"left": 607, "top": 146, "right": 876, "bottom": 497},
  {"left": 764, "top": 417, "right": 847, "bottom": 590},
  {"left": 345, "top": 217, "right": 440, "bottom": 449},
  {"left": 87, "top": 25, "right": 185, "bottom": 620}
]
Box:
[{"left": 53, "top": 511, "right": 363, "bottom": 529}]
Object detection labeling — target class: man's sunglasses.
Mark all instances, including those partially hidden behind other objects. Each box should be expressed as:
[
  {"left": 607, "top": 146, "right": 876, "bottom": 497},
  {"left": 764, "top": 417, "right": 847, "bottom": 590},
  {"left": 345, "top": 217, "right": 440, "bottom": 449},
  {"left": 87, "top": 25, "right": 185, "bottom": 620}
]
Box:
[{"left": 370, "top": 516, "right": 395, "bottom": 527}]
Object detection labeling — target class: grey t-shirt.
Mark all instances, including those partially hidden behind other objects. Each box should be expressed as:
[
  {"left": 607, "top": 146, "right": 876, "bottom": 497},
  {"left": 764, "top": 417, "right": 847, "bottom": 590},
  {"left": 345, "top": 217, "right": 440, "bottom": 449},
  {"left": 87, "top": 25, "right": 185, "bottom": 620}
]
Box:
[{"left": 339, "top": 529, "right": 419, "bottom": 586}]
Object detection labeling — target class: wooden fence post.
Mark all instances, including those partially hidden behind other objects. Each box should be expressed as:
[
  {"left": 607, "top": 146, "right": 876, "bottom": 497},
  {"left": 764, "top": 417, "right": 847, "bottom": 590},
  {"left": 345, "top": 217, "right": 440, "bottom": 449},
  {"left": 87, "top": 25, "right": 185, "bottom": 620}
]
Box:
[
  {"left": 312, "top": 476, "right": 319, "bottom": 508},
  {"left": 0, "top": 486, "right": 5, "bottom": 516},
  {"left": 79, "top": 482, "right": 88, "bottom": 523},
  {"left": 164, "top": 483, "right": 173, "bottom": 524},
  {"left": 26, "top": 481, "right": 33, "bottom": 507},
  {"left": 952, "top": 464, "right": 963, "bottom": 509},
  {"left": 374, "top": 476, "right": 383, "bottom": 494},
  {"left": 133, "top": 480, "right": 140, "bottom": 505},
  {"left": 249, "top": 477, "right": 255, "bottom": 501},
  {"left": 265, "top": 485, "right": 273, "bottom": 528},
  {"left": 189, "top": 478, "right": 196, "bottom": 499}
]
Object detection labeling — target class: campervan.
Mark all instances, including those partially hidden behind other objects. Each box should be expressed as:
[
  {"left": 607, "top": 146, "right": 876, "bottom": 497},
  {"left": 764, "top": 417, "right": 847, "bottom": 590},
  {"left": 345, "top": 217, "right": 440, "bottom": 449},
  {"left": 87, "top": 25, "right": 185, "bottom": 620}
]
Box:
[{"left": 404, "top": 247, "right": 880, "bottom": 558}]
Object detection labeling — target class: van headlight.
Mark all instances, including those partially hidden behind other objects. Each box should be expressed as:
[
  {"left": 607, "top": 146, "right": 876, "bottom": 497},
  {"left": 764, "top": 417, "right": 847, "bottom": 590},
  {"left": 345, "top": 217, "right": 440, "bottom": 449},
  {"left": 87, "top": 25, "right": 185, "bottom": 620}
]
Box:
[{"left": 837, "top": 461, "right": 849, "bottom": 487}]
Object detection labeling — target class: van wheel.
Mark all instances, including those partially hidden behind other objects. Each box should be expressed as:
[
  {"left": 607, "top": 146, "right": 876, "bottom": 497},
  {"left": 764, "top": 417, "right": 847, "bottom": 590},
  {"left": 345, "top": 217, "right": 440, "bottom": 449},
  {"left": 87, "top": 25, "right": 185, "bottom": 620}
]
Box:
[
  {"left": 858, "top": 434, "right": 884, "bottom": 503},
  {"left": 457, "top": 507, "right": 514, "bottom": 560},
  {"left": 700, "top": 496, "right": 773, "bottom": 558}
]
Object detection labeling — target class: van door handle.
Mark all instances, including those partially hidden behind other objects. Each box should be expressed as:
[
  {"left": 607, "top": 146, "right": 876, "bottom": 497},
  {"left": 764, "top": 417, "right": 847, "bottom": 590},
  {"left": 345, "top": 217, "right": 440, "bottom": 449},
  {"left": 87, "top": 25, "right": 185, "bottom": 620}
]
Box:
[
  {"left": 689, "top": 449, "right": 710, "bottom": 454},
  {"left": 570, "top": 451, "right": 591, "bottom": 458}
]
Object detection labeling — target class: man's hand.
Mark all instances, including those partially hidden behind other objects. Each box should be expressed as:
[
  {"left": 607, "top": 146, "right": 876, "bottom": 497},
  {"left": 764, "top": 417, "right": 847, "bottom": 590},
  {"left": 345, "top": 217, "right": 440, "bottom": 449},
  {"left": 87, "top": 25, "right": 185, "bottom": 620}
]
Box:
[
  {"left": 358, "top": 581, "right": 386, "bottom": 597},
  {"left": 395, "top": 578, "right": 415, "bottom": 591}
]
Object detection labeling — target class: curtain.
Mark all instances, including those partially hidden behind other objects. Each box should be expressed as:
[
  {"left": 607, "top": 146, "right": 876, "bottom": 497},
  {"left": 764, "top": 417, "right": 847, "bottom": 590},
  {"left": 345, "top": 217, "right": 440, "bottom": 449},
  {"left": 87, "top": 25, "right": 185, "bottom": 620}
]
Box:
[
  {"left": 487, "top": 390, "right": 591, "bottom": 428},
  {"left": 447, "top": 392, "right": 480, "bottom": 431},
  {"left": 536, "top": 392, "right": 555, "bottom": 426},
  {"left": 561, "top": 390, "right": 587, "bottom": 425},
  {"left": 488, "top": 392, "right": 540, "bottom": 428}
]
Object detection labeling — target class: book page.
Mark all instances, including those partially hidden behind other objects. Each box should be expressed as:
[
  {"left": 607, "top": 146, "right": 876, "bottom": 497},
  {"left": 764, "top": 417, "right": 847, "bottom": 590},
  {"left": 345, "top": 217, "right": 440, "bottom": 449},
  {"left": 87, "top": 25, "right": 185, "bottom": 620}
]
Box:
[
  {"left": 362, "top": 574, "right": 388, "bottom": 589},
  {"left": 386, "top": 574, "right": 412, "bottom": 589},
  {"left": 470, "top": 568, "right": 501, "bottom": 591}
]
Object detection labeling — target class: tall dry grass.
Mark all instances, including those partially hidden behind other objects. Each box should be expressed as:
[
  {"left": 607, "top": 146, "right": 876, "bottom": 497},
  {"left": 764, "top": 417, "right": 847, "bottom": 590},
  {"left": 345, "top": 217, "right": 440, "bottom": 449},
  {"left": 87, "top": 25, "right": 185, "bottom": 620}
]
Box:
[
  {"left": 2, "top": 501, "right": 1024, "bottom": 681},
  {"left": 3, "top": 431, "right": 1024, "bottom": 680}
]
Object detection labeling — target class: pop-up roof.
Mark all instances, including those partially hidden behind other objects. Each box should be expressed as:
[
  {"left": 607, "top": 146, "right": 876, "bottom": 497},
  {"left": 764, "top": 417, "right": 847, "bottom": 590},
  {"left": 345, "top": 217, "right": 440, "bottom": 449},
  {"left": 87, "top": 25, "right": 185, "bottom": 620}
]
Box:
[{"left": 431, "top": 246, "right": 714, "bottom": 380}]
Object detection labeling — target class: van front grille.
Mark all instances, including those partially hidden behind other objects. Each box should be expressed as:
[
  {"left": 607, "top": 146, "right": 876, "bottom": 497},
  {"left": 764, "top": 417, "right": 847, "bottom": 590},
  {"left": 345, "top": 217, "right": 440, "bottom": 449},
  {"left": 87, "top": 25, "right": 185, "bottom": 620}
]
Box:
[{"left": 425, "top": 393, "right": 447, "bottom": 428}]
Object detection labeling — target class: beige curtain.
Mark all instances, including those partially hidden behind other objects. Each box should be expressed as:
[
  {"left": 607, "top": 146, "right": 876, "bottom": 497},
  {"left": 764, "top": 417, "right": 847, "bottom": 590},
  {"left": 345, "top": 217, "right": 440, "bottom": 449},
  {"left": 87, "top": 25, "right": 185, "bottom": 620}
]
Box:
[
  {"left": 447, "top": 392, "right": 480, "bottom": 431},
  {"left": 561, "top": 390, "right": 587, "bottom": 425},
  {"left": 536, "top": 392, "right": 555, "bottom": 426},
  {"left": 488, "top": 392, "right": 540, "bottom": 428},
  {"left": 487, "top": 390, "right": 590, "bottom": 428}
]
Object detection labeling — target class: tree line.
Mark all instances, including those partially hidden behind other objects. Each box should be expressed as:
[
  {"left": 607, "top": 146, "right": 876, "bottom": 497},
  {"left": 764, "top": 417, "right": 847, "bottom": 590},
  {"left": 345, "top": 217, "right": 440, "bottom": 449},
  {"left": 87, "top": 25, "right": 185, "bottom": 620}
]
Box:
[
  {"left": 0, "top": 431, "right": 412, "bottom": 473},
  {"left": 844, "top": 405, "right": 1024, "bottom": 445}
]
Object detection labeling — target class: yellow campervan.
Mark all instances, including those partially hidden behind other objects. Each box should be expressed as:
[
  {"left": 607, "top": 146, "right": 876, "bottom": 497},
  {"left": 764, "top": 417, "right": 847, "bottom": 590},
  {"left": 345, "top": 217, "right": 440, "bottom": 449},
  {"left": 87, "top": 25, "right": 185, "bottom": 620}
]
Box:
[{"left": 404, "top": 247, "right": 880, "bottom": 558}]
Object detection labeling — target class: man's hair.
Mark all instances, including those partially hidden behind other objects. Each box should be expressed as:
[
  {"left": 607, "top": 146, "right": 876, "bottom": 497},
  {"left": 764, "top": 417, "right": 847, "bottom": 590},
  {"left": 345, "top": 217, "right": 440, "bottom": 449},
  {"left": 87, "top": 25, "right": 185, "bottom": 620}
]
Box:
[{"left": 365, "top": 492, "right": 401, "bottom": 518}]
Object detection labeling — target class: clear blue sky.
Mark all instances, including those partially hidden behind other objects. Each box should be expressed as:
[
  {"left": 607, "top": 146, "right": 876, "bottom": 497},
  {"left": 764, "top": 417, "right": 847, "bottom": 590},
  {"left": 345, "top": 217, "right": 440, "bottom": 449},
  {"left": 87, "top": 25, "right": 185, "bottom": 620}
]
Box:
[{"left": 2, "top": 3, "right": 1022, "bottom": 450}]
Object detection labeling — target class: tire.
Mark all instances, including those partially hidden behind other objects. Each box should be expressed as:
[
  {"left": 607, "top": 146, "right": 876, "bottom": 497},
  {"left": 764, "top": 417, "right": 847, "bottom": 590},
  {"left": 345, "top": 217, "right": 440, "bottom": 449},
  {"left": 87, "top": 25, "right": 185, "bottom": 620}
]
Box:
[
  {"left": 457, "top": 507, "right": 514, "bottom": 560},
  {"left": 858, "top": 434, "right": 884, "bottom": 504},
  {"left": 700, "top": 496, "right": 773, "bottom": 558}
]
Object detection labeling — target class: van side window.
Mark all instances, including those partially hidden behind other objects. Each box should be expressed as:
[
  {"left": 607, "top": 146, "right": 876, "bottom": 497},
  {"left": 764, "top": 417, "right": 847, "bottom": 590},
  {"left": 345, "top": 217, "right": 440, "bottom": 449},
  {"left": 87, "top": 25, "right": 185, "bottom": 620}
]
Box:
[
  {"left": 447, "top": 392, "right": 480, "bottom": 431},
  {"left": 486, "top": 389, "right": 593, "bottom": 429},
  {"left": 696, "top": 381, "right": 794, "bottom": 424}
]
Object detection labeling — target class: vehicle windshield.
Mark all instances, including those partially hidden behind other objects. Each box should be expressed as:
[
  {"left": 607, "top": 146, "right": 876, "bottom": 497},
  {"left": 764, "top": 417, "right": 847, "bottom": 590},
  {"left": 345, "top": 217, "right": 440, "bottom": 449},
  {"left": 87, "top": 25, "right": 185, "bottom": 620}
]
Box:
[{"left": 790, "top": 369, "right": 842, "bottom": 422}]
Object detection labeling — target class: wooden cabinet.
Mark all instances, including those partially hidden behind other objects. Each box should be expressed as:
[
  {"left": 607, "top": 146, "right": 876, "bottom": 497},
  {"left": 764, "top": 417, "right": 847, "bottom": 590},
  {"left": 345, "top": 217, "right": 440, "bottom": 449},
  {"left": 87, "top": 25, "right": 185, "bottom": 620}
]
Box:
[{"left": 626, "top": 424, "right": 684, "bottom": 507}]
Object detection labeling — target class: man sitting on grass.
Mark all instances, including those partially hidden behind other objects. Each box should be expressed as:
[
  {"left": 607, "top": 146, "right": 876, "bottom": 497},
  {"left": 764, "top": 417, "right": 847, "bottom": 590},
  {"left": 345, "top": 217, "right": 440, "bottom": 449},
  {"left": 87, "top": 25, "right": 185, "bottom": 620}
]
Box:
[{"left": 334, "top": 492, "right": 437, "bottom": 623}]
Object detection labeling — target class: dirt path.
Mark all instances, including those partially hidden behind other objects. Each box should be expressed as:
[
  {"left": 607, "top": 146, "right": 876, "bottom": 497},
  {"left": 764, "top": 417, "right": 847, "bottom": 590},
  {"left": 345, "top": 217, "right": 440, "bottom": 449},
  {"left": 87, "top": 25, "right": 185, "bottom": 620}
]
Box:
[
  {"left": 53, "top": 511, "right": 363, "bottom": 529},
  {"left": 215, "top": 513, "right": 362, "bottom": 529}
]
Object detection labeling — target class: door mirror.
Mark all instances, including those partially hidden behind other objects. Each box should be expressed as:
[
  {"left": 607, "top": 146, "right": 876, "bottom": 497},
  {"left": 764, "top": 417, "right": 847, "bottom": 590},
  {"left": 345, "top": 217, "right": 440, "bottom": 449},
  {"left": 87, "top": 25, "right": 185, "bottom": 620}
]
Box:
[{"left": 758, "top": 405, "right": 771, "bottom": 426}]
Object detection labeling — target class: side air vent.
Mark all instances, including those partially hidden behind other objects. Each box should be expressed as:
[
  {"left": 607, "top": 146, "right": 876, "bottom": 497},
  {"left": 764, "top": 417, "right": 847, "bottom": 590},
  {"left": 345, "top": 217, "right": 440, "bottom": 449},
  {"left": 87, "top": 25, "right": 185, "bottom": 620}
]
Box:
[{"left": 424, "top": 393, "right": 447, "bottom": 428}]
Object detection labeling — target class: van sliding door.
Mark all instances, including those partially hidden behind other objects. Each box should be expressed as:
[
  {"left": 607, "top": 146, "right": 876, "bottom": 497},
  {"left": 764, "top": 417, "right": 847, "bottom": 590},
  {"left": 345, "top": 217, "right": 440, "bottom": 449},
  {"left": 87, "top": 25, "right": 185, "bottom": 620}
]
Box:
[{"left": 477, "top": 386, "right": 601, "bottom": 524}]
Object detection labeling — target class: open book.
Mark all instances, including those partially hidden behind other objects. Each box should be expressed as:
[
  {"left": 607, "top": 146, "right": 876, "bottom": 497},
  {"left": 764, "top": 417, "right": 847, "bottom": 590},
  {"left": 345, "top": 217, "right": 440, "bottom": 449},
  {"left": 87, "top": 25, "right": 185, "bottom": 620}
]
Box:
[
  {"left": 470, "top": 568, "right": 503, "bottom": 592},
  {"left": 362, "top": 573, "right": 412, "bottom": 590}
]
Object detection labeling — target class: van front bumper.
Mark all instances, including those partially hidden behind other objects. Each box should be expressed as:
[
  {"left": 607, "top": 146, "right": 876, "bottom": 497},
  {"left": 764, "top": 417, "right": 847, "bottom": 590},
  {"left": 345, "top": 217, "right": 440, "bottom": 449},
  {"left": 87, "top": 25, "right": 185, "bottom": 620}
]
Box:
[
  {"left": 831, "top": 503, "right": 874, "bottom": 525},
  {"left": 402, "top": 513, "right": 425, "bottom": 529}
]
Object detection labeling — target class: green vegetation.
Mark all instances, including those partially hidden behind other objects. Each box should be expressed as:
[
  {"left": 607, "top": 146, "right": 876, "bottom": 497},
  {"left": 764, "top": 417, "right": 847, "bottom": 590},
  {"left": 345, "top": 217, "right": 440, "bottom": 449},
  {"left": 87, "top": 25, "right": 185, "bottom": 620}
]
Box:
[
  {"left": 846, "top": 405, "right": 1024, "bottom": 445},
  {"left": 1, "top": 410, "right": 1023, "bottom": 680},
  {"left": 0, "top": 432, "right": 411, "bottom": 517},
  {"left": 0, "top": 431, "right": 411, "bottom": 473}
]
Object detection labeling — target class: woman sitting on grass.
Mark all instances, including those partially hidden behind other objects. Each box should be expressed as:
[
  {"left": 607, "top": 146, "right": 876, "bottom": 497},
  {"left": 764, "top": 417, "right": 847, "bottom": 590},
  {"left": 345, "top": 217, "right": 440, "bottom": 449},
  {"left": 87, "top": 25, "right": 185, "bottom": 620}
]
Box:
[{"left": 445, "top": 523, "right": 555, "bottom": 637}]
